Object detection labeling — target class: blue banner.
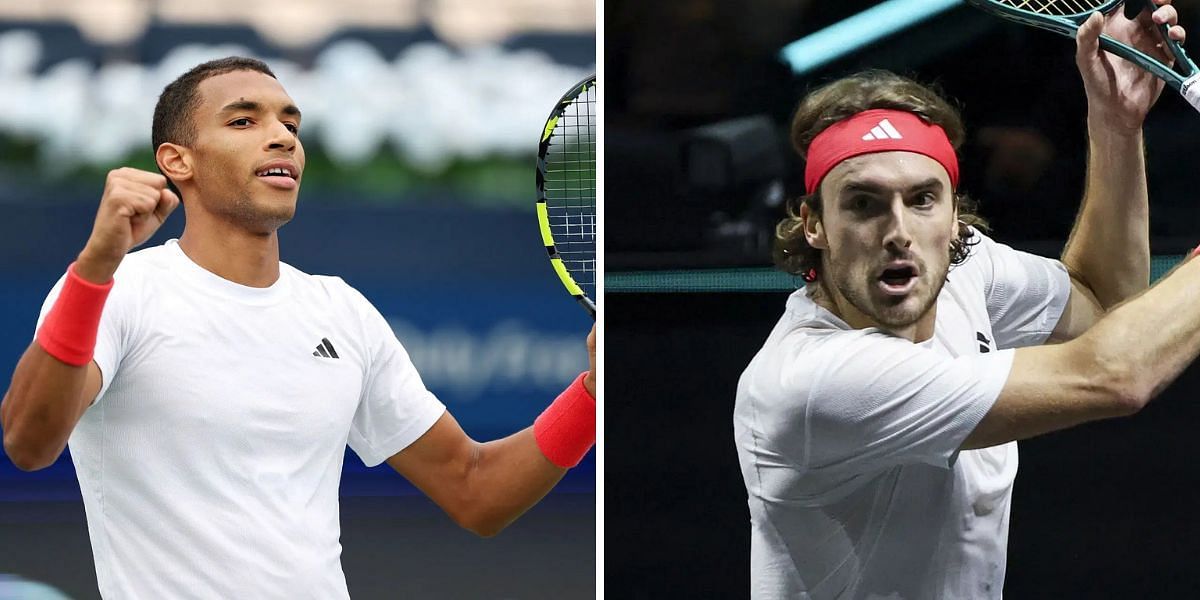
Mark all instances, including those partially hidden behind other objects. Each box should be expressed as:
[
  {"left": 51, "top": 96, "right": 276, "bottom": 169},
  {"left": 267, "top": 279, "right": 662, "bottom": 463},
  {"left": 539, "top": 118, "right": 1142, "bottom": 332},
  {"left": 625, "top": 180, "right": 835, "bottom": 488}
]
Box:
[{"left": 0, "top": 195, "right": 594, "bottom": 498}]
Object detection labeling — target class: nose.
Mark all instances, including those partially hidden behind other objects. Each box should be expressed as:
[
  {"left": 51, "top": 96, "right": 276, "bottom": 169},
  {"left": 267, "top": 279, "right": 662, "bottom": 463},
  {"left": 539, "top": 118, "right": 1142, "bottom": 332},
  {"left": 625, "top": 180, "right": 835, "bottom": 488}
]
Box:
[
  {"left": 881, "top": 196, "right": 912, "bottom": 252},
  {"left": 265, "top": 119, "right": 296, "bottom": 152}
]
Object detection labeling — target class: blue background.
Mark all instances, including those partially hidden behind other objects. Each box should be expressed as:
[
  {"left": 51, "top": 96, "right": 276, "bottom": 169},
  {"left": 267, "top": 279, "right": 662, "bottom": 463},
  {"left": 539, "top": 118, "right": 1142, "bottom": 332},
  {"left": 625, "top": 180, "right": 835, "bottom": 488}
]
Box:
[{"left": 0, "top": 189, "right": 595, "bottom": 500}]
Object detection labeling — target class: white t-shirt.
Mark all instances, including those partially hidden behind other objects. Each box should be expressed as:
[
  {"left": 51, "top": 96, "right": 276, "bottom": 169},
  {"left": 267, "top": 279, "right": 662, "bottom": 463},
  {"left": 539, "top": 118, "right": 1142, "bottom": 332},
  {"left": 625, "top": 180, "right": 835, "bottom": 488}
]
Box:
[
  {"left": 36, "top": 240, "right": 446, "bottom": 599},
  {"left": 734, "top": 231, "right": 1071, "bottom": 599}
]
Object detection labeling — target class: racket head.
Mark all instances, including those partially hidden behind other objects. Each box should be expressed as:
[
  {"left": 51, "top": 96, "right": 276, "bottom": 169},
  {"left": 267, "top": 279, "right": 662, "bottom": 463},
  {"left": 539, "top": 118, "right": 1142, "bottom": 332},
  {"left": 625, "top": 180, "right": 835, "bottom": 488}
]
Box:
[
  {"left": 963, "top": 0, "right": 1123, "bottom": 33},
  {"left": 965, "top": 0, "right": 1196, "bottom": 91},
  {"left": 536, "top": 75, "right": 597, "bottom": 319}
]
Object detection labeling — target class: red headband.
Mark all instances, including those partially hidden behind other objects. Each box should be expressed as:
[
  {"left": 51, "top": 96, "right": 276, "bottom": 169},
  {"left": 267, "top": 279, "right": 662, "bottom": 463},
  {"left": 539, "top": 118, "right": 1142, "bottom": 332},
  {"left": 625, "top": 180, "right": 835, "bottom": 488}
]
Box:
[{"left": 803, "top": 109, "right": 959, "bottom": 195}]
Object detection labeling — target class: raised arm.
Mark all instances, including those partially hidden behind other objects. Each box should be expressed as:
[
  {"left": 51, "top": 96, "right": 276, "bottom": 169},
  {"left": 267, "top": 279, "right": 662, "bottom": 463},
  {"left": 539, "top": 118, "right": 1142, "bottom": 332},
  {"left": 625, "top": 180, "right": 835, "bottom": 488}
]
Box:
[
  {"left": 1058, "top": 4, "right": 1185, "bottom": 319},
  {"left": 965, "top": 253, "right": 1200, "bottom": 449},
  {"left": 2, "top": 168, "right": 178, "bottom": 470},
  {"left": 386, "top": 327, "right": 596, "bottom": 537}
]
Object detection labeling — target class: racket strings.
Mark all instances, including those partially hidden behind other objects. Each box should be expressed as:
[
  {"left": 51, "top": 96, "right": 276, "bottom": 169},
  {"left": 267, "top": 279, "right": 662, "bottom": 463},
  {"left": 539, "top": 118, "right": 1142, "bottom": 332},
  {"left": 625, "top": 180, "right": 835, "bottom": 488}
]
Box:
[
  {"left": 544, "top": 82, "right": 596, "bottom": 293},
  {"left": 1002, "top": 0, "right": 1109, "bottom": 16}
]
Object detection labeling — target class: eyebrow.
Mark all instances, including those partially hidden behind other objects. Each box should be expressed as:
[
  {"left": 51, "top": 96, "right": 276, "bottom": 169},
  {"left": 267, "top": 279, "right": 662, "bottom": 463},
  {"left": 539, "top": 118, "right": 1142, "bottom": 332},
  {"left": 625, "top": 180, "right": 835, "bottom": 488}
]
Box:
[
  {"left": 218, "top": 99, "right": 302, "bottom": 120},
  {"left": 839, "top": 177, "right": 943, "bottom": 196}
]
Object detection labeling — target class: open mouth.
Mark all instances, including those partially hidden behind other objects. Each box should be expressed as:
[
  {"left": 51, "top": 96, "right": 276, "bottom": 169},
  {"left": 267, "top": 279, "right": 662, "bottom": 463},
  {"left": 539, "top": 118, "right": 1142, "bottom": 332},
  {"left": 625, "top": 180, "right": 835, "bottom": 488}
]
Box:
[
  {"left": 877, "top": 264, "right": 918, "bottom": 295},
  {"left": 254, "top": 164, "right": 299, "bottom": 189}
]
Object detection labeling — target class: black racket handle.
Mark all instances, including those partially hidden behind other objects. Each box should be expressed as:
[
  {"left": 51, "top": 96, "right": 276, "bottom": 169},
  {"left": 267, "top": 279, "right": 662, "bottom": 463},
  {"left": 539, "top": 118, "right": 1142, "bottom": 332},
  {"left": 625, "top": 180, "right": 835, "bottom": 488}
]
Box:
[
  {"left": 1124, "top": 0, "right": 1143, "bottom": 21},
  {"left": 1135, "top": 0, "right": 1192, "bottom": 71}
]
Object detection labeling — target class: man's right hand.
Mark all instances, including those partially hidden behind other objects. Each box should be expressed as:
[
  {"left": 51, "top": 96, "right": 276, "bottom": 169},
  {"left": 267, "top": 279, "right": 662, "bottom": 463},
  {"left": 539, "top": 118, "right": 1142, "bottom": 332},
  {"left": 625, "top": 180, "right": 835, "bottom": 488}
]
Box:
[{"left": 76, "top": 168, "right": 180, "bottom": 283}]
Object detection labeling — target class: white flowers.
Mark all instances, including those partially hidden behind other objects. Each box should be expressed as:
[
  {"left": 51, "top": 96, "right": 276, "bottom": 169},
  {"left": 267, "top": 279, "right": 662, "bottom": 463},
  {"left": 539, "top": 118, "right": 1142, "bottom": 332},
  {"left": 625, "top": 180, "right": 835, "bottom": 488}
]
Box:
[{"left": 0, "top": 30, "right": 592, "bottom": 174}]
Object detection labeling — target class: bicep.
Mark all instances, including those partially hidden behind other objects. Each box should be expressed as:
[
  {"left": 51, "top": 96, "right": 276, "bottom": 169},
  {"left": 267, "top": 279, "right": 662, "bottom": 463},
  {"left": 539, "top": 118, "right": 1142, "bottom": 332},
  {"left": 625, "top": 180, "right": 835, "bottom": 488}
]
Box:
[
  {"left": 1046, "top": 277, "right": 1105, "bottom": 344},
  {"left": 962, "top": 342, "right": 1126, "bottom": 450},
  {"left": 384, "top": 411, "right": 478, "bottom": 500}
]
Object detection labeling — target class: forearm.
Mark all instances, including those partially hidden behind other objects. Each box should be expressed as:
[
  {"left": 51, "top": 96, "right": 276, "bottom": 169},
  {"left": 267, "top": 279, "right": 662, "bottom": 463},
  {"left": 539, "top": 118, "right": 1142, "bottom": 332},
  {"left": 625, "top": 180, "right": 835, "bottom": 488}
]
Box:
[
  {"left": 3, "top": 252, "right": 113, "bottom": 470},
  {"left": 1082, "top": 254, "right": 1200, "bottom": 405},
  {"left": 392, "top": 365, "right": 594, "bottom": 536},
  {"left": 967, "top": 255, "right": 1200, "bottom": 449},
  {"left": 1061, "top": 120, "right": 1150, "bottom": 308},
  {"left": 459, "top": 428, "right": 567, "bottom": 537},
  {"left": 1, "top": 344, "right": 91, "bottom": 470},
  {"left": 443, "top": 373, "right": 593, "bottom": 536}
]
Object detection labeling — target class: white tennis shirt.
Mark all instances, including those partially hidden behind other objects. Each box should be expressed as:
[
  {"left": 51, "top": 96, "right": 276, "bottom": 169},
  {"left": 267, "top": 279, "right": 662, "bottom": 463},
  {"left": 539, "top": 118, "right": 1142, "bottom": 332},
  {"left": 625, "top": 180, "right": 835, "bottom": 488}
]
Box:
[
  {"left": 734, "top": 231, "right": 1071, "bottom": 599},
  {"left": 36, "top": 240, "right": 446, "bottom": 599}
]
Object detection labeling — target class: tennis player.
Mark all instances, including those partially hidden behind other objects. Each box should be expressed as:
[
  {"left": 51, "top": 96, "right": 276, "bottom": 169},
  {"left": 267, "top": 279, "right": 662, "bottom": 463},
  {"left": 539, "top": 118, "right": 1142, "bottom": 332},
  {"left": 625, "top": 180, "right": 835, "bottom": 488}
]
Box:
[
  {"left": 0, "top": 57, "right": 595, "bottom": 597},
  {"left": 734, "top": 5, "right": 1187, "bottom": 599}
]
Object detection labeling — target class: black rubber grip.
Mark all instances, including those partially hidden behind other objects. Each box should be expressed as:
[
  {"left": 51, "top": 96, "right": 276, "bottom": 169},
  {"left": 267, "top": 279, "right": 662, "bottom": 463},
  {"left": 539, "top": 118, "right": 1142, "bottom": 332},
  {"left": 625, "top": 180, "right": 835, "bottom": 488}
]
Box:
[{"left": 1124, "top": 0, "right": 1145, "bottom": 21}]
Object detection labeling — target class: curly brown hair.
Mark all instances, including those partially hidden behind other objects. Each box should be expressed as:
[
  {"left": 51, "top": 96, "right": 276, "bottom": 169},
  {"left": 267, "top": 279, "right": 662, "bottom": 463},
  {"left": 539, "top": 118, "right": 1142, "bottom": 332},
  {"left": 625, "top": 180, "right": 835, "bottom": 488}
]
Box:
[{"left": 774, "top": 70, "right": 988, "bottom": 280}]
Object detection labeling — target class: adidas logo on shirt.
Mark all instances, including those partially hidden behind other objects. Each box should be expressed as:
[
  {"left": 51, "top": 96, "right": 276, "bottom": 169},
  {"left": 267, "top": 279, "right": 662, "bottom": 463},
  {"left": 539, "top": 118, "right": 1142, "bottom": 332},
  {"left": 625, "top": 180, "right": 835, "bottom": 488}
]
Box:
[
  {"left": 313, "top": 338, "right": 339, "bottom": 359},
  {"left": 976, "top": 332, "right": 991, "bottom": 354},
  {"left": 861, "top": 119, "right": 903, "bottom": 141}
]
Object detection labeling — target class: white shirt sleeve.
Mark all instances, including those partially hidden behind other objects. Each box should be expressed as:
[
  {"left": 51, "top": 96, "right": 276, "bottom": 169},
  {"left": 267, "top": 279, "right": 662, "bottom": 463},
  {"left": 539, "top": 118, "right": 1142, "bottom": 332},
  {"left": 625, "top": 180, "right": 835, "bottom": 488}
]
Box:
[
  {"left": 34, "top": 269, "right": 133, "bottom": 404},
  {"left": 344, "top": 288, "right": 446, "bottom": 467},
  {"left": 790, "top": 330, "right": 1014, "bottom": 473},
  {"left": 969, "top": 232, "right": 1071, "bottom": 348}
]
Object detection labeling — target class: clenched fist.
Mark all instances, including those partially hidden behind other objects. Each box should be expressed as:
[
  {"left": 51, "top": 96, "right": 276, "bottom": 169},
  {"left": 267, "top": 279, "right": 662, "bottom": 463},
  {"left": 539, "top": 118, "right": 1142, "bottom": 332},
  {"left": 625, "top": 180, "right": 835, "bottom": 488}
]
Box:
[{"left": 76, "top": 168, "right": 180, "bottom": 283}]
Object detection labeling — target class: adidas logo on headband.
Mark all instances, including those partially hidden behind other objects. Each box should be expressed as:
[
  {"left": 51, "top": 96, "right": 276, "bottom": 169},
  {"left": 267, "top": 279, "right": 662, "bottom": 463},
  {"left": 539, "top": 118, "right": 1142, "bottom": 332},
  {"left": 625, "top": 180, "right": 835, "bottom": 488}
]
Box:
[
  {"left": 861, "top": 119, "right": 904, "bottom": 141},
  {"left": 804, "top": 109, "right": 958, "bottom": 194}
]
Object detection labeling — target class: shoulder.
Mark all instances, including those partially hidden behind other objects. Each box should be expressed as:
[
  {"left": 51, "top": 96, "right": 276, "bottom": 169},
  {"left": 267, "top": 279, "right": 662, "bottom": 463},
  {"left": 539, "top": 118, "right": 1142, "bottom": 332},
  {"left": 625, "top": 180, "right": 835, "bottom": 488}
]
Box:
[
  {"left": 949, "top": 227, "right": 997, "bottom": 278},
  {"left": 106, "top": 243, "right": 177, "bottom": 292},
  {"left": 741, "top": 311, "right": 917, "bottom": 409},
  {"left": 954, "top": 227, "right": 1065, "bottom": 280},
  {"left": 280, "top": 263, "right": 377, "bottom": 315}
]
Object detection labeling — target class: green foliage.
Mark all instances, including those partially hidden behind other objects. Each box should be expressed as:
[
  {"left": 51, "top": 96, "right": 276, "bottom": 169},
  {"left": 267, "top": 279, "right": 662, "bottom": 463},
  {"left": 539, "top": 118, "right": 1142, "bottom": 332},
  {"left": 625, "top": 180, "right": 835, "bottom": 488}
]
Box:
[{"left": 0, "top": 135, "right": 536, "bottom": 208}]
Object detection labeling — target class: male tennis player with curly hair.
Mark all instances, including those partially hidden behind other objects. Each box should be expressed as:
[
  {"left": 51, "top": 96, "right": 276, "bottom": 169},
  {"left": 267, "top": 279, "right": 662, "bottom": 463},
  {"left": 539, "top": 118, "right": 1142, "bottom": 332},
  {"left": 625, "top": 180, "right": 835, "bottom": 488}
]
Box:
[
  {"left": 734, "top": 5, "right": 1188, "bottom": 599},
  {"left": 0, "top": 57, "right": 595, "bottom": 597}
]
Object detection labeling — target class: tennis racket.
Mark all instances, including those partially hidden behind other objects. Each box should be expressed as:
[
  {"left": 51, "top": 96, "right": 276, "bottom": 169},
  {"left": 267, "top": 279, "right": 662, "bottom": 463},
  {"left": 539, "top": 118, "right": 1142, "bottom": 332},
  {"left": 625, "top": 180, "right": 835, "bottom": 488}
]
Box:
[
  {"left": 536, "top": 75, "right": 597, "bottom": 319},
  {"left": 963, "top": 0, "right": 1200, "bottom": 112}
]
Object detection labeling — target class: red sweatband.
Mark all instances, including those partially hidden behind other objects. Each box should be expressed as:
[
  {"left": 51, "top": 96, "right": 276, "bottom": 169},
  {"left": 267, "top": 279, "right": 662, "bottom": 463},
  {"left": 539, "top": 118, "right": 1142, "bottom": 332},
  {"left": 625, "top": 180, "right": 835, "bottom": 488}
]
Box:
[
  {"left": 534, "top": 371, "right": 596, "bottom": 468},
  {"left": 804, "top": 108, "right": 959, "bottom": 195},
  {"left": 36, "top": 262, "right": 113, "bottom": 367}
]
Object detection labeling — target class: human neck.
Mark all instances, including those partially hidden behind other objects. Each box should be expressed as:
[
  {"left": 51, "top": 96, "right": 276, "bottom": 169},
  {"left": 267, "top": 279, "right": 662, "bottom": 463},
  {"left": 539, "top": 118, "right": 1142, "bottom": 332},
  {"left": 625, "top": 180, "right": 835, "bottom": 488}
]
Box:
[
  {"left": 178, "top": 211, "right": 281, "bottom": 289},
  {"left": 810, "top": 280, "right": 935, "bottom": 343}
]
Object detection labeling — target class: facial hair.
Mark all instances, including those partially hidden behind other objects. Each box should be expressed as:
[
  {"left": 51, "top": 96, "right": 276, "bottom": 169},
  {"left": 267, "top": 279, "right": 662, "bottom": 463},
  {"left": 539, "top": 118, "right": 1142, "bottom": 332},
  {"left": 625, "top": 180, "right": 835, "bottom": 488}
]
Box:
[
  {"left": 216, "top": 189, "right": 295, "bottom": 235},
  {"left": 825, "top": 251, "right": 948, "bottom": 329}
]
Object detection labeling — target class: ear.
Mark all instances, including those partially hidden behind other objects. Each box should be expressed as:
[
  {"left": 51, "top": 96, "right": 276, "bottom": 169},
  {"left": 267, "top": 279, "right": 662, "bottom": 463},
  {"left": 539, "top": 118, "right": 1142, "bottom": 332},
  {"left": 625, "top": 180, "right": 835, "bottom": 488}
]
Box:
[
  {"left": 800, "top": 201, "right": 827, "bottom": 250},
  {"left": 156, "top": 143, "right": 193, "bottom": 186}
]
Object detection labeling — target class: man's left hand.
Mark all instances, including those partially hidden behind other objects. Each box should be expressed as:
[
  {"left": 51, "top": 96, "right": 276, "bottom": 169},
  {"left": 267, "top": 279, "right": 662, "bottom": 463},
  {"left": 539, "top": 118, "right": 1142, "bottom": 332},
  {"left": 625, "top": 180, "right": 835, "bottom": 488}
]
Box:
[{"left": 1075, "top": 1, "right": 1187, "bottom": 133}]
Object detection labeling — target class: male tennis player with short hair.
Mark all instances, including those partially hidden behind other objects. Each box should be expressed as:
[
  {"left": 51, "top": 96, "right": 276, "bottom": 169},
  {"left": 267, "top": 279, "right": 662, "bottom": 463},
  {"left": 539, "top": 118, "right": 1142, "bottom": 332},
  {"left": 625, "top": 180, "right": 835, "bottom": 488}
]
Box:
[
  {"left": 734, "top": 5, "right": 1188, "bottom": 599},
  {"left": 0, "top": 57, "right": 595, "bottom": 597}
]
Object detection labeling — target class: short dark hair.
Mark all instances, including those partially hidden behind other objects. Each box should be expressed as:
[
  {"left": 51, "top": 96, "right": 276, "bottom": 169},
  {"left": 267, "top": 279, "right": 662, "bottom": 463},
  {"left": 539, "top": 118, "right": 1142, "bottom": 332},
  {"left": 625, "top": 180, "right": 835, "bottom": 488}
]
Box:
[
  {"left": 151, "top": 56, "right": 276, "bottom": 196},
  {"left": 774, "top": 70, "right": 988, "bottom": 280}
]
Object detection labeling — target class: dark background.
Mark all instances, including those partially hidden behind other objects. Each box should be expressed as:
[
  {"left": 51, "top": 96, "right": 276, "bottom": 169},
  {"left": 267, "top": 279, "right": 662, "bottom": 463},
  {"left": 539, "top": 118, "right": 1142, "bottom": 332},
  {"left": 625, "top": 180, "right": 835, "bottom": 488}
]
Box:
[
  {"left": 605, "top": 0, "right": 1200, "bottom": 597},
  {"left": 607, "top": 292, "right": 1200, "bottom": 599}
]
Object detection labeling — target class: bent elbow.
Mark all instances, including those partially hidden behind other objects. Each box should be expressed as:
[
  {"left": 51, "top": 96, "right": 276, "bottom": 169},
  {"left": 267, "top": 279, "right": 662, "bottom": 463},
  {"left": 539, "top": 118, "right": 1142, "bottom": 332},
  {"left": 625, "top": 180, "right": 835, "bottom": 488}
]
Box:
[
  {"left": 1084, "top": 346, "right": 1149, "bottom": 417},
  {"left": 1110, "top": 386, "right": 1146, "bottom": 417},
  {"left": 1104, "top": 368, "right": 1151, "bottom": 417},
  {"left": 3, "top": 435, "right": 55, "bottom": 472},
  {"left": 2, "top": 417, "right": 59, "bottom": 472},
  {"left": 465, "top": 522, "right": 504, "bottom": 539},
  {"left": 453, "top": 509, "right": 508, "bottom": 538}
]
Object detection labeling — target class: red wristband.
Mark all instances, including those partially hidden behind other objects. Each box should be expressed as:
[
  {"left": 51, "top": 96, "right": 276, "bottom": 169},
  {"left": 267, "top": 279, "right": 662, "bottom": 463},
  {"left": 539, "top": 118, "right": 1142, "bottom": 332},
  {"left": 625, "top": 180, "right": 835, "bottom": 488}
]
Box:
[
  {"left": 534, "top": 372, "right": 596, "bottom": 468},
  {"left": 35, "top": 262, "right": 114, "bottom": 366},
  {"left": 1192, "top": 243, "right": 1200, "bottom": 258}
]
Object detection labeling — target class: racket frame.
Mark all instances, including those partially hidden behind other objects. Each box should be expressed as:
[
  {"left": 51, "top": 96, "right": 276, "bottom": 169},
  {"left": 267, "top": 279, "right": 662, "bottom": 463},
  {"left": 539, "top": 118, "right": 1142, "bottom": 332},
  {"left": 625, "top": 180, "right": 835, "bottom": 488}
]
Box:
[
  {"left": 965, "top": 0, "right": 1200, "bottom": 98},
  {"left": 536, "top": 74, "right": 597, "bottom": 319}
]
